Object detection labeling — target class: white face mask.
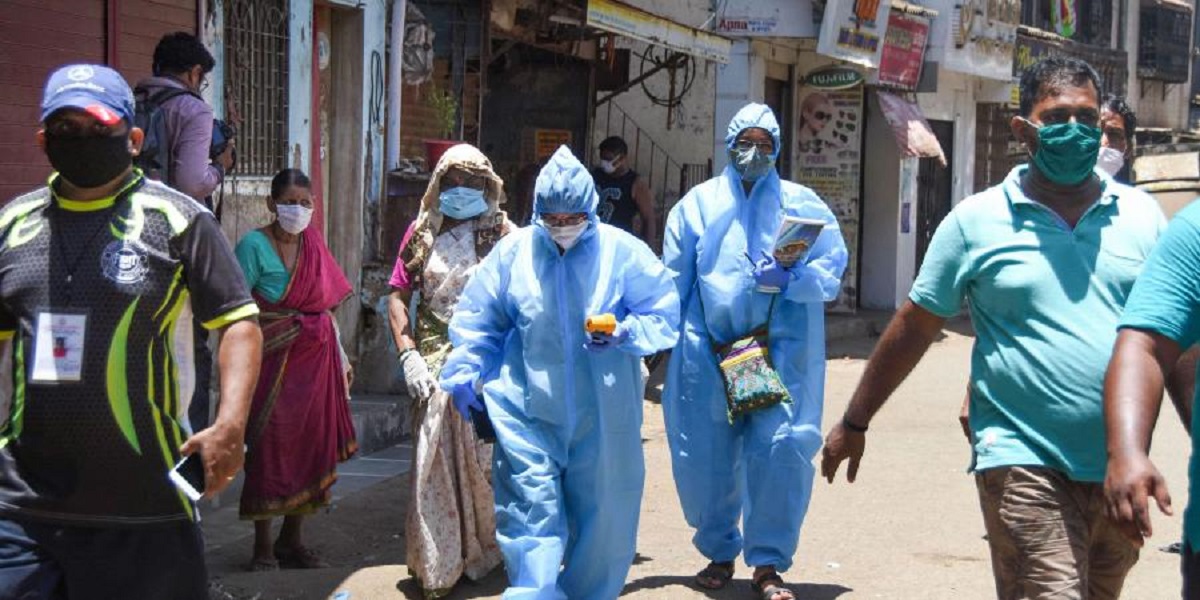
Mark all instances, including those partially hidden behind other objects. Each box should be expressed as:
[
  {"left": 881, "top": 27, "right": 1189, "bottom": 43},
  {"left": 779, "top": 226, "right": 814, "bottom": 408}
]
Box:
[
  {"left": 276, "top": 204, "right": 313, "bottom": 234},
  {"left": 598, "top": 159, "right": 618, "bottom": 175},
  {"left": 547, "top": 222, "right": 588, "bottom": 250},
  {"left": 1096, "top": 146, "right": 1125, "bottom": 177}
]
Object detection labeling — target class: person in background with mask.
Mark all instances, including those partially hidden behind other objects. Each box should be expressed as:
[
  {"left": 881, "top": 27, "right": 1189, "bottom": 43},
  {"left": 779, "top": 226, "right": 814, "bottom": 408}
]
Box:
[
  {"left": 821, "top": 58, "right": 1173, "bottom": 599},
  {"left": 387, "top": 144, "right": 507, "bottom": 598},
  {"left": 592, "top": 136, "right": 657, "bottom": 249},
  {"left": 439, "top": 145, "right": 679, "bottom": 599},
  {"left": 0, "top": 64, "right": 261, "bottom": 600},
  {"left": 1098, "top": 94, "right": 1136, "bottom": 182},
  {"left": 234, "top": 169, "right": 356, "bottom": 571},
  {"left": 661, "top": 103, "right": 847, "bottom": 600}
]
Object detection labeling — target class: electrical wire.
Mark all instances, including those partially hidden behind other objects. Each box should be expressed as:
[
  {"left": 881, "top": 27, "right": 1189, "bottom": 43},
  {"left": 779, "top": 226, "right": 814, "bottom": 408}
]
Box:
[{"left": 638, "top": 47, "right": 695, "bottom": 109}]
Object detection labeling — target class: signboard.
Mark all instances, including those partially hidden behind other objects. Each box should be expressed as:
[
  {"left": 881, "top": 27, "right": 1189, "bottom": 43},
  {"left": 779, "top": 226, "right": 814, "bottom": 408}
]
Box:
[
  {"left": 1013, "top": 31, "right": 1129, "bottom": 97},
  {"left": 926, "top": 0, "right": 1019, "bottom": 80},
  {"left": 795, "top": 65, "right": 865, "bottom": 310},
  {"left": 817, "top": 0, "right": 894, "bottom": 68},
  {"left": 535, "top": 129, "right": 572, "bottom": 160},
  {"left": 875, "top": 10, "right": 931, "bottom": 90},
  {"left": 587, "top": 0, "right": 732, "bottom": 63},
  {"left": 714, "top": 0, "right": 817, "bottom": 38}
]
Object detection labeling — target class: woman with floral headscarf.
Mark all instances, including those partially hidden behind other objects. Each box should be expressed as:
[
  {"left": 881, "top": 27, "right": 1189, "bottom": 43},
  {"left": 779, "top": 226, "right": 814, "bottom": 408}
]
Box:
[{"left": 387, "top": 144, "right": 510, "bottom": 598}]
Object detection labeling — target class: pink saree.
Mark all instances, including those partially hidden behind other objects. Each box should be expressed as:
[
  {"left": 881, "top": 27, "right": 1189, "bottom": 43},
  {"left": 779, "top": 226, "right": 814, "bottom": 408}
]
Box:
[{"left": 240, "top": 227, "right": 357, "bottom": 519}]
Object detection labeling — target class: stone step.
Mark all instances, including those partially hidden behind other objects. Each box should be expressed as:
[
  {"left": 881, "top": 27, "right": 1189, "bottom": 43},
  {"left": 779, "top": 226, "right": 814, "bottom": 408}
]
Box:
[
  {"left": 199, "top": 393, "right": 411, "bottom": 512},
  {"left": 349, "top": 393, "right": 412, "bottom": 456}
]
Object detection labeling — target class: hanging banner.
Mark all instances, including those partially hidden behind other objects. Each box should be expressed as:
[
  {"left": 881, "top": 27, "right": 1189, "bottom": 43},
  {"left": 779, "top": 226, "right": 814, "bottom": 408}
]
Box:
[
  {"left": 816, "top": 0, "right": 894, "bottom": 68},
  {"left": 875, "top": 10, "right": 931, "bottom": 90},
  {"left": 714, "top": 0, "right": 817, "bottom": 37},
  {"left": 795, "top": 65, "right": 865, "bottom": 310},
  {"left": 876, "top": 91, "right": 946, "bottom": 163}
]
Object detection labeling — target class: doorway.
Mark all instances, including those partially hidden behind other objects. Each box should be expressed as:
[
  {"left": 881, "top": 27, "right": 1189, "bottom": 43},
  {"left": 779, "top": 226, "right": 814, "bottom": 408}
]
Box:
[
  {"left": 764, "top": 72, "right": 793, "bottom": 177},
  {"left": 318, "top": 4, "right": 365, "bottom": 350},
  {"left": 915, "top": 120, "right": 954, "bottom": 268}
]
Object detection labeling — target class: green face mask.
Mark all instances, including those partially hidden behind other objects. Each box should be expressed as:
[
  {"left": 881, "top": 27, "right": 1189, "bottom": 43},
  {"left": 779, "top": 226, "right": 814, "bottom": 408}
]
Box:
[{"left": 1024, "top": 119, "right": 1102, "bottom": 186}]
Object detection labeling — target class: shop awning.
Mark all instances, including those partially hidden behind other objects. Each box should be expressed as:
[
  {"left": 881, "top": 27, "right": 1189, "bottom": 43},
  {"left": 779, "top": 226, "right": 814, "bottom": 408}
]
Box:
[
  {"left": 877, "top": 91, "right": 946, "bottom": 165},
  {"left": 586, "top": 0, "right": 733, "bottom": 63}
]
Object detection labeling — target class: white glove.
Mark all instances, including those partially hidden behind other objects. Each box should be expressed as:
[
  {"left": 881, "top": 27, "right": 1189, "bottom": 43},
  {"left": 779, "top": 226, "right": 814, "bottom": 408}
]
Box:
[{"left": 400, "top": 350, "right": 437, "bottom": 401}]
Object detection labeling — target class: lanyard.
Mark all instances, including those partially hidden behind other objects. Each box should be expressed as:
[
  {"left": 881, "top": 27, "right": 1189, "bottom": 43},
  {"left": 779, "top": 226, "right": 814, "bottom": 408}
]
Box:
[{"left": 51, "top": 206, "right": 116, "bottom": 305}]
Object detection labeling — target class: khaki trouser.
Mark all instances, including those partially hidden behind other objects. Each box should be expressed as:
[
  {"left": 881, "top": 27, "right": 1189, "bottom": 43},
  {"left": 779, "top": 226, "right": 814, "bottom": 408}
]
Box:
[{"left": 976, "top": 466, "right": 1139, "bottom": 600}]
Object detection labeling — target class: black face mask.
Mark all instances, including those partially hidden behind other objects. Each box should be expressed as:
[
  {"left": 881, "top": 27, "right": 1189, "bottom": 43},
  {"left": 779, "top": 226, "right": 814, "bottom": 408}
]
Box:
[{"left": 44, "top": 132, "right": 132, "bottom": 189}]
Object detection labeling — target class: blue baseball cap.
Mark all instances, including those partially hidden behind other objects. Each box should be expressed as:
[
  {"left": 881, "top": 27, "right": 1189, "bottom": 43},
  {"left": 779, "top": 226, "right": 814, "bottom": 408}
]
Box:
[{"left": 40, "top": 64, "right": 135, "bottom": 126}]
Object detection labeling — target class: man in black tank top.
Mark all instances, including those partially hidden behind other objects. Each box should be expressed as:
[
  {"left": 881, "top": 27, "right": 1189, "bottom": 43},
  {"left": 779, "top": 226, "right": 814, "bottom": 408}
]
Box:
[{"left": 591, "top": 136, "right": 657, "bottom": 249}]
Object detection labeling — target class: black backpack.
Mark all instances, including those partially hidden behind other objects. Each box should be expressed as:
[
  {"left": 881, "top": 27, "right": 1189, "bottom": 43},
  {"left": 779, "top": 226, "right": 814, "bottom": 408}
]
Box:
[{"left": 132, "top": 85, "right": 199, "bottom": 183}]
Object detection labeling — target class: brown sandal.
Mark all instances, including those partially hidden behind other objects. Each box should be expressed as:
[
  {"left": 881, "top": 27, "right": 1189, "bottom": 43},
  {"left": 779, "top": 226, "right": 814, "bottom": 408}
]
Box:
[
  {"left": 274, "top": 543, "right": 329, "bottom": 569},
  {"left": 751, "top": 568, "right": 795, "bottom": 600},
  {"left": 695, "top": 560, "right": 735, "bottom": 590}
]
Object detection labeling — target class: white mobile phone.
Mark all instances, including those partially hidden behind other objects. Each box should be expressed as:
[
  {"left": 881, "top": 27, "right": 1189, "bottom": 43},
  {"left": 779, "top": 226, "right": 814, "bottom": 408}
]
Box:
[{"left": 168, "top": 453, "right": 206, "bottom": 501}]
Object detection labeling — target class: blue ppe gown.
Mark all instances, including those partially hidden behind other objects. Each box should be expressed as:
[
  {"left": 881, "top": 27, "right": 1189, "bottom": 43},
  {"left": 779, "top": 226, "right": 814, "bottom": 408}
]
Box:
[
  {"left": 440, "top": 146, "right": 680, "bottom": 599},
  {"left": 661, "top": 104, "right": 848, "bottom": 571}
]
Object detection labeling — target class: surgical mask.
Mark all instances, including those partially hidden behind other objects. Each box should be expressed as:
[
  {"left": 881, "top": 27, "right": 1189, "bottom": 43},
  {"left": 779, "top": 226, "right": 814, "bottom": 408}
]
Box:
[
  {"left": 729, "top": 146, "right": 775, "bottom": 182},
  {"left": 439, "top": 186, "right": 488, "bottom": 219},
  {"left": 45, "top": 131, "right": 132, "bottom": 188},
  {"left": 547, "top": 222, "right": 588, "bottom": 250},
  {"left": 1024, "top": 119, "right": 1101, "bottom": 186},
  {"left": 598, "top": 159, "right": 618, "bottom": 175},
  {"left": 276, "top": 204, "right": 313, "bottom": 234},
  {"left": 1096, "top": 146, "right": 1125, "bottom": 177}
]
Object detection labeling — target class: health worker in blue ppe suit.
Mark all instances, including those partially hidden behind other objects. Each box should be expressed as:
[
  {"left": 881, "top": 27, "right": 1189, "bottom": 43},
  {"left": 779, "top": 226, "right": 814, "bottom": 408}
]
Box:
[
  {"left": 439, "top": 145, "right": 680, "bottom": 600},
  {"left": 662, "top": 103, "right": 848, "bottom": 600}
]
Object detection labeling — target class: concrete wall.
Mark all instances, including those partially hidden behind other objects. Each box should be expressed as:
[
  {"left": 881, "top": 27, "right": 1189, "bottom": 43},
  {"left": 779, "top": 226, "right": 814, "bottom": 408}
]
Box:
[{"left": 859, "top": 102, "right": 904, "bottom": 311}]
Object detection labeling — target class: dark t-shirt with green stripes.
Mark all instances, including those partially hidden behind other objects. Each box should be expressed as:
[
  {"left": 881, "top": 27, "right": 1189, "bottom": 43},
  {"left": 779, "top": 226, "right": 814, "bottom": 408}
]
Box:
[{"left": 0, "top": 171, "right": 257, "bottom": 526}]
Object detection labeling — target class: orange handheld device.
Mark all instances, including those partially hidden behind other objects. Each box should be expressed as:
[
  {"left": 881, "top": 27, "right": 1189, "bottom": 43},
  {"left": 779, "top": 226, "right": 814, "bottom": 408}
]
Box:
[{"left": 584, "top": 313, "right": 617, "bottom": 335}]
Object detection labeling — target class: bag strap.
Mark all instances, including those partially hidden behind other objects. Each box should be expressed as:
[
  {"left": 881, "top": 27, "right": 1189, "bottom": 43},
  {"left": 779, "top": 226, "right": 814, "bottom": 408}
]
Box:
[{"left": 696, "top": 280, "right": 777, "bottom": 354}]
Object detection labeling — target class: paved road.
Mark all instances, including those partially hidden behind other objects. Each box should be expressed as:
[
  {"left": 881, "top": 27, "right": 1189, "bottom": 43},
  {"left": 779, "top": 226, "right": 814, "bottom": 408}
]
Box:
[{"left": 207, "top": 327, "right": 1190, "bottom": 599}]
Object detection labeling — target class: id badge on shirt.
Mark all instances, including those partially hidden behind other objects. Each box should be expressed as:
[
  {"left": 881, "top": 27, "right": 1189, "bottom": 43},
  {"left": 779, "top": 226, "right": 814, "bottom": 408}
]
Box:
[{"left": 31, "top": 311, "right": 88, "bottom": 384}]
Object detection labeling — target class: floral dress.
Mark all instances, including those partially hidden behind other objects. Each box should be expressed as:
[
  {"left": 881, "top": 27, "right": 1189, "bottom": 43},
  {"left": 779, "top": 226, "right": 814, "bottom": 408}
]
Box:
[{"left": 405, "top": 219, "right": 503, "bottom": 598}]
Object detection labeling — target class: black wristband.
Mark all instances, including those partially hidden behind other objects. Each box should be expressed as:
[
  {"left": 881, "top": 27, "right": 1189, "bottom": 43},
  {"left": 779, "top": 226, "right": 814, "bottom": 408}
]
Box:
[{"left": 842, "top": 415, "right": 869, "bottom": 433}]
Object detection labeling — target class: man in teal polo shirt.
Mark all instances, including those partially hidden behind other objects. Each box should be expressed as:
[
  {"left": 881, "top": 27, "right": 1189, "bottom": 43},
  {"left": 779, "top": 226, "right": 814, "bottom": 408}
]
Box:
[
  {"left": 821, "top": 57, "right": 1167, "bottom": 598},
  {"left": 1104, "top": 197, "right": 1200, "bottom": 597}
]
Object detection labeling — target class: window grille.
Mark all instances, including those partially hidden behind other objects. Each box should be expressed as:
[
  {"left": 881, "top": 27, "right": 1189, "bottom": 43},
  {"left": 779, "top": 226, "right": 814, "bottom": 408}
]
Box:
[{"left": 224, "top": 0, "right": 290, "bottom": 176}]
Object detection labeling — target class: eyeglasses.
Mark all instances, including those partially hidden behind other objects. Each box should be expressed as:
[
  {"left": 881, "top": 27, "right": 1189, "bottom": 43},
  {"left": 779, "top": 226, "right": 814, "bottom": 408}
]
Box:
[
  {"left": 734, "top": 140, "right": 774, "bottom": 154},
  {"left": 541, "top": 213, "right": 588, "bottom": 227},
  {"left": 812, "top": 111, "right": 832, "bottom": 121}
]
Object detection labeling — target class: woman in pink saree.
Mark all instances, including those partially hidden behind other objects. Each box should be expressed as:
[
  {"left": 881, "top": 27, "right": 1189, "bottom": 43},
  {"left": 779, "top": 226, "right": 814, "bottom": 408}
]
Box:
[{"left": 234, "top": 169, "right": 356, "bottom": 570}]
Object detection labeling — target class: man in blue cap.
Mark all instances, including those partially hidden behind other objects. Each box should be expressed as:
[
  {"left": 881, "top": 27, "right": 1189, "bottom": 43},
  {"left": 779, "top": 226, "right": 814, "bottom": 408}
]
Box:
[
  {"left": 439, "top": 145, "right": 679, "bottom": 599},
  {"left": 0, "top": 64, "right": 262, "bottom": 599}
]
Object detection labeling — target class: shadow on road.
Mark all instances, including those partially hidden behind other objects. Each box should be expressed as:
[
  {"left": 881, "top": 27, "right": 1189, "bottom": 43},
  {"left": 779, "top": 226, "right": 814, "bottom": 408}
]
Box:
[{"left": 622, "top": 575, "right": 853, "bottom": 598}]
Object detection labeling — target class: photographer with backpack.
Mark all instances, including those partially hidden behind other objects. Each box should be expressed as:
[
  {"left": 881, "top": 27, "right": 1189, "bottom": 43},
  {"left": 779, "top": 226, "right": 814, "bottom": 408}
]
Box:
[
  {"left": 135, "top": 32, "right": 236, "bottom": 433},
  {"left": 134, "top": 32, "right": 234, "bottom": 206}
]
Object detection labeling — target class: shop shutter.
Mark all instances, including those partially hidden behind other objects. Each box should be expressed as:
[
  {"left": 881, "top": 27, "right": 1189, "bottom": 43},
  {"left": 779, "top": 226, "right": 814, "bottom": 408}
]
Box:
[{"left": 0, "top": 0, "right": 106, "bottom": 202}]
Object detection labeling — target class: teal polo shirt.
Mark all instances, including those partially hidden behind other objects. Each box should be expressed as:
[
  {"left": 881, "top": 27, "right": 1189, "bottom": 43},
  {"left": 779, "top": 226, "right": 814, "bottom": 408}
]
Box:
[
  {"left": 1118, "top": 198, "right": 1200, "bottom": 548},
  {"left": 910, "top": 165, "right": 1165, "bottom": 482}
]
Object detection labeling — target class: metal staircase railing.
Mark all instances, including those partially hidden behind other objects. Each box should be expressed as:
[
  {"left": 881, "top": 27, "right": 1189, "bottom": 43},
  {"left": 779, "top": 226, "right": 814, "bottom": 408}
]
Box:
[{"left": 594, "top": 101, "right": 710, "bottom": 240}]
